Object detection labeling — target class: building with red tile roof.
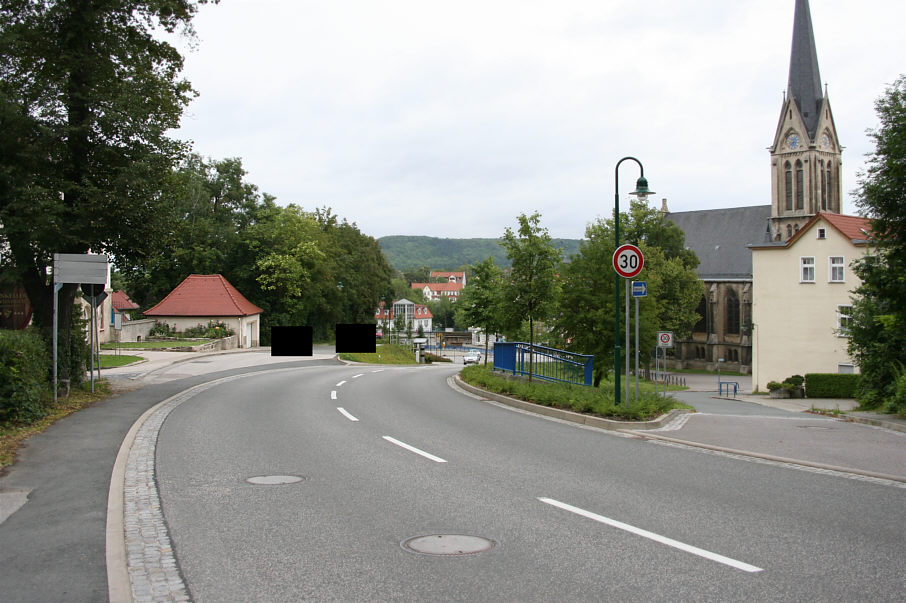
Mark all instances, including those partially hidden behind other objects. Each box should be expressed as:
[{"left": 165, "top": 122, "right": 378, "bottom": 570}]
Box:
[
  {"left": 411, "top": 281, "right": 463, "bottom": 302},
  {"left": 144, "top": 274, "right": 263, "bottom": 347}
]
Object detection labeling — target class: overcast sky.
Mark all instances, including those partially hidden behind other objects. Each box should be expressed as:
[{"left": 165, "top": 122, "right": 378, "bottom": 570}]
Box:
[{"left": 172, "top": 0, "right": 904, "bottom": 240}]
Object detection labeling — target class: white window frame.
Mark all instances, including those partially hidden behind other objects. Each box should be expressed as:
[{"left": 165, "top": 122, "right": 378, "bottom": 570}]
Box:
[
  {"left": 829, "top": 256, "right": 845, "bottom": 282},
  {"left": 837, "top": 305, "right": 853, "bottom": 337},
  {"left": 800, "top": 256, "right": 815, "bottom": 283},
  {"left": 817, "top": 228, "right": 827, "bottom": 239}
]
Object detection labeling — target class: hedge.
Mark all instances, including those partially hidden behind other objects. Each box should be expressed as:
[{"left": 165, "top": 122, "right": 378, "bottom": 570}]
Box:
[
  {"left": 804, "top": 373, "right": 860, "bottom": 398},
  {"left": 0, "top": 329, "right": 51, "bottom": 423}
]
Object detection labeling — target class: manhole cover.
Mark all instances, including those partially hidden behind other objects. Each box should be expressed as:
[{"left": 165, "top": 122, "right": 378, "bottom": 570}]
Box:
[
  {"left": 245, "top": 475, "right": 305, "bottom": 485},
  {"left": 402, "top": 534, "right": 496, "bottom": 556}
]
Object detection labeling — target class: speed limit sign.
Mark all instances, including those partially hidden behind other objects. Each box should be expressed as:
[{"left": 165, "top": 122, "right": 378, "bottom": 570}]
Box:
[{"left": 613, "top": 244, "right": 644, "bottom": 278}]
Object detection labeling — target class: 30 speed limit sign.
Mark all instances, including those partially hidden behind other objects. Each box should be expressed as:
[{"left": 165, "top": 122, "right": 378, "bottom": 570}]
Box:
[{"left": 612, "top": 244, "right": 644, "bottom": 278}]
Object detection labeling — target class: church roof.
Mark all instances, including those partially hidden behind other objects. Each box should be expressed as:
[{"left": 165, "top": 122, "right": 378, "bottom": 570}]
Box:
[
  {"left": 144, "top": 274, "right": 263, "bottom": 317},
  {"left": 788, "top": 0, "right": 824, "bottom": 139},
  {"left": 665, "top": 205, "right": 772, "bottom": 280}
]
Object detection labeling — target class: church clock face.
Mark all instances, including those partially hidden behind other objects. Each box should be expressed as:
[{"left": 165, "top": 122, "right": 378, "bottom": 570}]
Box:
[
  {"left": 820, "top": 133, "right": 831, "bottom": 149},
  {"left": 786, "top": 133, "right": 801, "bottom": 150}
]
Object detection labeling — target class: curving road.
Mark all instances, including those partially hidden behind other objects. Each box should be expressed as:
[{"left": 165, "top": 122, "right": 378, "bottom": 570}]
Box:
[{"left": 150, "top": 363, "right": 904, "bottom": 601}]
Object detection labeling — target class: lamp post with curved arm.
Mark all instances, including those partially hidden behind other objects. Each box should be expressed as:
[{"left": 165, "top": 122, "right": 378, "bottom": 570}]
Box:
[{"left": 614, "top": 157, "right": 654, "bottom": 406}]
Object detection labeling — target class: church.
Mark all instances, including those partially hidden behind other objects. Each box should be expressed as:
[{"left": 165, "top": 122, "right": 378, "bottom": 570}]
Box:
[{"left": 665, "top": 0, "right": 843, "bottom": 374}]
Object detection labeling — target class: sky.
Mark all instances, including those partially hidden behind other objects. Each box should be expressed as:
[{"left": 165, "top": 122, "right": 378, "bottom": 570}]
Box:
[{"left": 171, "top": 0, "right": 905, "bottom": 240}]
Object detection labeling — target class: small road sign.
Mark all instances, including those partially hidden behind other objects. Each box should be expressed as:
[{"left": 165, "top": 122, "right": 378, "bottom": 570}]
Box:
[
  {"left": 657, "top": 331, "right": 674, "bottom": 348},
  {"left": 613, "top": 244, "right": 644, "bottom": 278},
  {"left": 632, "top": 281, "right": 647, "bottom": 297}
]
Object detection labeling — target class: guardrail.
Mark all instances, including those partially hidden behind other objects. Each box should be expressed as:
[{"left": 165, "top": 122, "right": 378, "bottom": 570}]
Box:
[{"left": 493, "top": 342, "right": 593, "bottom": 387}]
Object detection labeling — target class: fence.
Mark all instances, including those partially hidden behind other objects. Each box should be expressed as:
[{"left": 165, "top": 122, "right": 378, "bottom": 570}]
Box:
[
  {"left": 493, "top": 342, "right": 593, "bottom": 387},
  {"left": 642, "top": 368, "right": 686, "bottom": 388}
]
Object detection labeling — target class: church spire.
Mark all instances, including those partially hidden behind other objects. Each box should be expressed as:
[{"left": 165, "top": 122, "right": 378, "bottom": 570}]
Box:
[{"left": 787, "top": 0, "right": 823, "bottom": 139}]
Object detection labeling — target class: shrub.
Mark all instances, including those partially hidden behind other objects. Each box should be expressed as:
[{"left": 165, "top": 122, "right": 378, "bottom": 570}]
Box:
[
  {"left": 0, "top": 329, "right": 51, "bottom": 424},
  {"left": 183, "top": 321, "right": 235, "bottom": 339},
  {"left": 804, "top": 373, "right": 861, "bottom": 398},
  {"left": 149, "top": 321, "right": 172, "bottom": 337}
]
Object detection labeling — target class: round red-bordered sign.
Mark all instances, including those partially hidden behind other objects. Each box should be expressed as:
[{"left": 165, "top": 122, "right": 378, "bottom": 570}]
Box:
[{"left": 613, "top": 244, "right": 644, "bottom": 278}]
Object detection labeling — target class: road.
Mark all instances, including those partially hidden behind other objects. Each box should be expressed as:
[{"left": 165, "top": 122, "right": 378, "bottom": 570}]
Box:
[{"left": 150, "top": 362, "right": 903, "bottom": 601}]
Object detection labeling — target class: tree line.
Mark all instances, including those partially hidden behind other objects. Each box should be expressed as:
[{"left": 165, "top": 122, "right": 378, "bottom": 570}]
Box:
[{"left": 457, "top": 205, "right": 702, "bottom": 386}]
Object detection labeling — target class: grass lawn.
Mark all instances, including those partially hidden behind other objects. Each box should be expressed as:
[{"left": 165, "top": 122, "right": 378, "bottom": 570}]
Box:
[
  {"left": 460, "top": 364, "right": 691, "bottom": 421},
  {"left": 101, "top": 340, "right": 209, "bottom": 349},
  {"left": 1, "top": 381, "right": 113, "bottom": 471},
  {"left": 339, "top": 343, "right": 417, "bottom": 364},
  {"left": 99, "top": 354, "right": 144, "bottom": 368}
]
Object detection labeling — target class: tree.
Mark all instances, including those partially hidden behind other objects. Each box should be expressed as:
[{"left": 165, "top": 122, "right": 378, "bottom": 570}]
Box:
[
  {"left": 556, "top": 203, "right": 700, "bottom": 386},
  {"left": 849, "top": 75, "right": 906, "bottom": 414},
  {"left": 500, "top": 212, "right": 562, "bottom": 381},
  {"left": 427, "top": 296, "right": 456, "bottom": 330},
  {"left": 455, "top": 257, "right": 505, "bottom": 364},
  {"left": 0, "top": 0, "right": 214, "bottom": 382}
]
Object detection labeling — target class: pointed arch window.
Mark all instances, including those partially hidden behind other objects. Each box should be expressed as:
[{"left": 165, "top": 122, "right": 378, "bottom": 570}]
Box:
[
  {"left": 726, "top": 289, "right": 740, "bottom": 335},
  {"left": 693, "top": 296, "right": 707, "bottom": 333},
  {"left": 826, "top": 162, "right": 834, "bottom": 211},
  {"left": 795, "top": 160, "right": 804, "bottom": 209},
  {"left": 784, "top": 161, "right": 793, "bottom": 210},
  {"left": 819, "top": 160, "right": 827, "bottom": 210}
]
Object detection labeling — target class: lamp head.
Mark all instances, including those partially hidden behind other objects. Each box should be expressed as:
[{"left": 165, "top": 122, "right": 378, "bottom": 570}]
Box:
[{"left": 631, "top": 176, "right": 655, "bottom": 201}]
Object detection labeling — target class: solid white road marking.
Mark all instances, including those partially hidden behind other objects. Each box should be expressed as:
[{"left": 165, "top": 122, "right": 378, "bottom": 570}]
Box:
[
  {"left": 371, "top": 369, "right": 384, "bottom": 373},
  {"left": 382, "top": 436, "right": 447, "bottom": 463},
  {"left": 330, "top": 391, "right": 337, "bottom": 400},
  {"left": 337, "top": 408, "right": 359, "bottom": 422},
  {"left": 538, "top": 497, "right": 763, "bottom": 573},
  {"left": 335, "top": 380, "right": 347, "bottom": 387},
  {"left": 352, "top": 373, "right": 364, "bottom": 379}
]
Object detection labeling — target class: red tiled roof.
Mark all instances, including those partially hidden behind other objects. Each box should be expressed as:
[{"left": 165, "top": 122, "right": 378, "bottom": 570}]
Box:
[
  {"left": 820, "top": 213, "right": 872, "bottom": 242},
  {"left": 412, "top": 282, "right": 462, "bottom": 292},
  {"left": 144, "top": 274, "right": 263, "bottom": 317},
  {"left": 111, "top": 290, "right": 139, "bottom": 312}
]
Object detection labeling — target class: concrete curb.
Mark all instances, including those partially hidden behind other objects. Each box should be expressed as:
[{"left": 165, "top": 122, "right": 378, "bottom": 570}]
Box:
[
  {"left": 839, "top": 413, "right": 906, "bottom": 434},
  {"left": 452, "top": 375, "right": 691, "bottom": 431},
  {"left": 623, "top": 430, "right": 906, "bottom": 484}
]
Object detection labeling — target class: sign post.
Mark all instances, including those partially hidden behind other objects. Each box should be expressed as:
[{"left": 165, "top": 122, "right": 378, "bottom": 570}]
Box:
[
  {"left": 632, "top": 281, "right": 647, "bottom": 401},
  {"left": 656, "top": 331, "right": 674, "bottom": 397},
  {"left": 613, "top": 245, "right": 644, "bottom": 404},
  {"left": 52, "top": 254, "right": 108, "bottom": 401}
]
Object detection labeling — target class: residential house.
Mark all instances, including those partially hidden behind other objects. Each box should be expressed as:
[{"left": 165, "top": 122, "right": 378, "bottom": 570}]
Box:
[
  {"left": 750, "top": 213, "right": 871, "bottom": 391},
  {"left": 411, "top": 281, "right": 463, "bottom": 302},
  {"left": 431, "top": 271, "right": 467, "bottom": 287},
  {"left": 144, "top": 274, "right": 263, "bottom": 348},
  {"left": 375, "top": 299, "right": 433, "bottom": 336}
]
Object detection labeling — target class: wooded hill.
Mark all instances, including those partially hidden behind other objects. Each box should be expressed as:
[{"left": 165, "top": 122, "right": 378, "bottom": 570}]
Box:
[{"left": 378, "top": 236, "right": 582, "bottom": 271}]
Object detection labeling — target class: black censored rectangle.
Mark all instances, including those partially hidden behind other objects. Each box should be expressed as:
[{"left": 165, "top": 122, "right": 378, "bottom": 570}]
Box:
[
  {"left": 270, "top": 326, "right": 313, "bottom": 356},
  {"left": 335, "top": 323, "right": 376, "bottom": 354}
]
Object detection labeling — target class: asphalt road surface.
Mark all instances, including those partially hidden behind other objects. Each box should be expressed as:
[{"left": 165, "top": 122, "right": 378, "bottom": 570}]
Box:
[{"left": 154, "top": 363, "right": 905, "bottom": 601}]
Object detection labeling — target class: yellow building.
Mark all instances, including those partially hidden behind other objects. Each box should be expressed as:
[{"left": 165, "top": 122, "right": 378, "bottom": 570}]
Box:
[{"left": 750, "top": 213, "right": 871, "bottom": 392}]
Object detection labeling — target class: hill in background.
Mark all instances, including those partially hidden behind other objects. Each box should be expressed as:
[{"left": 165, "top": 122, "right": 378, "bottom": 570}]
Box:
[{"left": 378, "top": 236, "right": 582, "bottom": 271}]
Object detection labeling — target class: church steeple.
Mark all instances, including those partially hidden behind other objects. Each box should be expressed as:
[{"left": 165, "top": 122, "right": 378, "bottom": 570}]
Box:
[
  {"left": 769, "top": 0, "right": 842, "bottom": 241},
  {"left": 787, "top": 0, "right": 823, "bottom": 139}
]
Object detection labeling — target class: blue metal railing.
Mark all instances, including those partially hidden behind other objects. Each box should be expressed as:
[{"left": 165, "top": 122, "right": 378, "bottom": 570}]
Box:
[{"left": 493, "top": 342, "right": 593, "bottom": 386}]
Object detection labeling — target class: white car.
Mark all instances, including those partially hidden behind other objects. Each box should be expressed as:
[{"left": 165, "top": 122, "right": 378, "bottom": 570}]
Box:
[{"left": 462, "top": 351, "right": 481, "bottom": 365}]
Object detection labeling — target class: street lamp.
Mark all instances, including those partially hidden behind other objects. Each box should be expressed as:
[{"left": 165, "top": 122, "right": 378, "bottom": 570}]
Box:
[
  {"left": 337, "top": 281, "right": 349, "bottom": 323},
  {"left": 614, "top": 157, "right": 654, "bottom": 406}
]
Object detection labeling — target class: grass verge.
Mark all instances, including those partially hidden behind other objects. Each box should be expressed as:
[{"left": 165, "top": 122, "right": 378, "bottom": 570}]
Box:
[
  {"left": 460, "top": 364, "right": 691, "bottom": 421},
  {"left": 99, "top": 354, "right": 144, "bottom": 368},
  {"left": 338, "top": 343, "right": 417, "bottom": 364},
  {"left": 0, "top": 381, "right": 113, "bottom": 472}
]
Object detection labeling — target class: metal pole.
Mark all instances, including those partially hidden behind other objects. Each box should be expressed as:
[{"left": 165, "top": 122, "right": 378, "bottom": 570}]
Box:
[
  {"left": 625, "top": 278, "right": 630, "bottom": 406},
  {"left": 53, "top": 283, "right": 61, "bottom": 404},
  {"left": 635, "top": 294, "right": 640, "bottom": 401},
  {"left": 90, "top": 297, "right": 95, "bottom": 393}
]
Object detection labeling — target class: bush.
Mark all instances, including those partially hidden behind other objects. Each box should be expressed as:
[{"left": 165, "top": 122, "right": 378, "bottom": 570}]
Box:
[
  {"left": 149, "top": 321, "right": 172, "bottom": 337},
  {"left": 459, "top": 364, "right": 686, "bottom": 421},
  {"left": 0, "top": 329, "right": 51, "bottom": 424},
  {"left": 182, "top": 321, "right": 235, "bottom": 339},
  {"left": 804, "top": 373, "right": 861, "bottom": 398}
]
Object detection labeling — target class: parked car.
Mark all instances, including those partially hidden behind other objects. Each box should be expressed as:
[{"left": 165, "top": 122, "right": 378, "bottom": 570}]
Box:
[{"left": 463, "top": 351, "right": 481, "bottom": 365}]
